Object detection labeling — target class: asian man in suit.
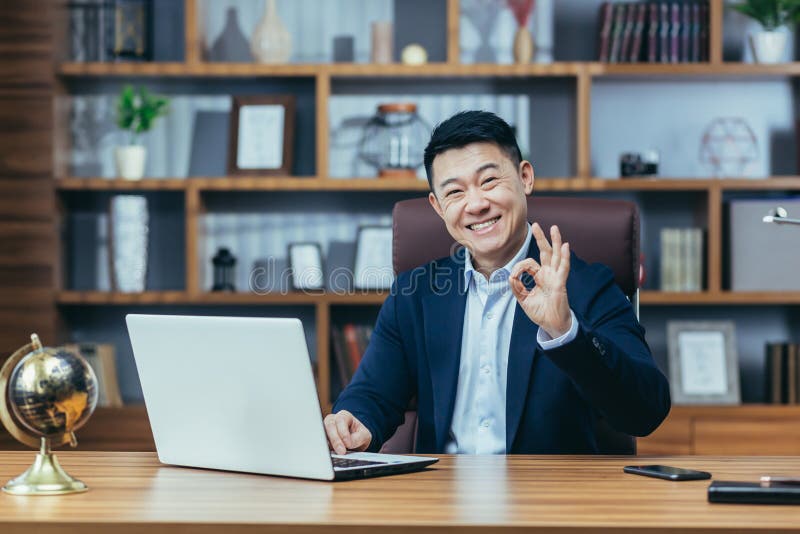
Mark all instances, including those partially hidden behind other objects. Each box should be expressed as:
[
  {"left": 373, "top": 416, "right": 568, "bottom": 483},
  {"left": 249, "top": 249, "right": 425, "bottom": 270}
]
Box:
[{"left": 325, "top": 110, "right": 670, "bottom": 455}]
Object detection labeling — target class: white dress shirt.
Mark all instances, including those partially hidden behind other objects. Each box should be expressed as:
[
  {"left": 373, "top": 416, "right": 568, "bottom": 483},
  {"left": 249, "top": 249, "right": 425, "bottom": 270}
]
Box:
[{"left": 444, "top": 224, "right": 578, "bottom": 454}]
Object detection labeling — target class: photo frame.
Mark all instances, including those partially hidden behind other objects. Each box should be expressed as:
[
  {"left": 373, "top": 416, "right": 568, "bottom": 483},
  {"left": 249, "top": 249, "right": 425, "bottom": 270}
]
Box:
[
  {"left": 228, "top": 95, "right": 295, "bottom": 176},
  {"left": 353, "top": 225, "right": 394, "bottom": 290},
  {"left": 667, "top": 321, "right": 740, "bottom": 405},
  {"left": 288, "top": 242, "right": 324, "bottom": 291}
]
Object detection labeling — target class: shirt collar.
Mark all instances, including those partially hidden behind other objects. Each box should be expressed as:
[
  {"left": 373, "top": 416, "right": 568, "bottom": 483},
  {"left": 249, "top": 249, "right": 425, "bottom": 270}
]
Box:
[{"left": 464, "top": 223, "right": 532, "bottom": 285}]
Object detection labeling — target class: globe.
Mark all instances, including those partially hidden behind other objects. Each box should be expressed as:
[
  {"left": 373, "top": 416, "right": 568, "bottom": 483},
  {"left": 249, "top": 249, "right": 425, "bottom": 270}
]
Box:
[
  {"left": 0, "top": 334, "right": 98, "bottom": 495},
  {"left": 8, "top": 345, "right": 98, "bottom": 439}
]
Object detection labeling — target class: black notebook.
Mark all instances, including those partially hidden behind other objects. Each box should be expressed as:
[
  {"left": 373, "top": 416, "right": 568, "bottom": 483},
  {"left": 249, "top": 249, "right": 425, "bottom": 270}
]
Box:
[{"left": 709, "top": 481, "right": 800, "bottom": 504}]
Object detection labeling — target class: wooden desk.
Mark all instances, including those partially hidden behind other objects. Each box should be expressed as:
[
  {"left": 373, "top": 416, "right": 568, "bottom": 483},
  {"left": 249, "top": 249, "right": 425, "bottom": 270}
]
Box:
[{"left": 0, "top": 452, "right": 798, "bottom": 533}]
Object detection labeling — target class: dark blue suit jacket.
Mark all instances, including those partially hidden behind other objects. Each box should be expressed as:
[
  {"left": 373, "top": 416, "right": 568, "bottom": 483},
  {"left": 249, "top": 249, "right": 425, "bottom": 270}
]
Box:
[{"left": 334, "top": 240, "right": 671, "bottom": 454}]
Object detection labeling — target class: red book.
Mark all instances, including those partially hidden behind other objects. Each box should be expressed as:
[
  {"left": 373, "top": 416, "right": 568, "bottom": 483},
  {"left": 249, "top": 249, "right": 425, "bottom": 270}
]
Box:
[
  {"left": 598, "top": 2, "right": 614, "bottom": 62},
  {"left": 342, "top": 324, "right": 363, "bottom": 375}
]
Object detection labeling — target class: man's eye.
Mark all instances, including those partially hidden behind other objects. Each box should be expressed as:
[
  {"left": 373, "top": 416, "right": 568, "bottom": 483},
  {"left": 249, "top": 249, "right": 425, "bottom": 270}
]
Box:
[
  {"left": 445, "top": 189, "right": 462, "bottom": 197},
  {"left": 483, "top": 177, "right": 497, "bottom": 185}
]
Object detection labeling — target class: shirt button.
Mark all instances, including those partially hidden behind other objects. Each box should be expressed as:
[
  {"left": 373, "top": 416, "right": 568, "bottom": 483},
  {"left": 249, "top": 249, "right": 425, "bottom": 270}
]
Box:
[
  {"left": 481, "top": 420, "right": 491, "bottom": 429},
  {"left": 481, "top": 365, "right": 491, "bottom": 375},
  {"left": 486, "top": 312, "right": 494, "bottom": 320}
]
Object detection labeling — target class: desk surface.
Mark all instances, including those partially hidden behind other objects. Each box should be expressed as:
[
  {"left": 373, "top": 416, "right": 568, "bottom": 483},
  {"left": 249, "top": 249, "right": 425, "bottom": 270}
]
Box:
[{"left": 0, "top": 452, "right": 798, "bottom": 533}]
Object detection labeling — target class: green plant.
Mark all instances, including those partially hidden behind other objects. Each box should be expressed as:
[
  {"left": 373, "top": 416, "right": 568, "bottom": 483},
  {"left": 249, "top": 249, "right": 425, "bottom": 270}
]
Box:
[
  {"left": 116, "top": 85, "right": 169, "bottom": 145},
  {"left": 731, "top": 0, "right": 800, "bottom": 31}
]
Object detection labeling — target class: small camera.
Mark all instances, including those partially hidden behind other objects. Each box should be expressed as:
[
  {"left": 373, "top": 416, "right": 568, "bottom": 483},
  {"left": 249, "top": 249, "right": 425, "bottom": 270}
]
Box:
[{"left": 620, "top": 149, "right": 659, "bottom": 178}]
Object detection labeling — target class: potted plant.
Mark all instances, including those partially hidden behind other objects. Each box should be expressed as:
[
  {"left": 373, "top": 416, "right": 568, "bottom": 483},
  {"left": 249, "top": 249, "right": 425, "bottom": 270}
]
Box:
[
  {"left": 731, "top": 0, "right": 800, "bottom": 63},
  {"left": 115, "top": 85, "right": 169, "bottom": 180}
]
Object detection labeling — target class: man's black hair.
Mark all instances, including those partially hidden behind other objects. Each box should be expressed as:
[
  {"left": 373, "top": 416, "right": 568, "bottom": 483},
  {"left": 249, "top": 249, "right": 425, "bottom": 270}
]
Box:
[{"left": 423, "top": 110, "right": 523, "bottom": 190}]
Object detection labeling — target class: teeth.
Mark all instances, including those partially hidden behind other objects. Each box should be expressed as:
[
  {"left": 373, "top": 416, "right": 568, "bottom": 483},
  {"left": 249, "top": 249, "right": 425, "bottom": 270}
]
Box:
[{"left": 469, "top": 217, "right": 499, "bottom": 231}]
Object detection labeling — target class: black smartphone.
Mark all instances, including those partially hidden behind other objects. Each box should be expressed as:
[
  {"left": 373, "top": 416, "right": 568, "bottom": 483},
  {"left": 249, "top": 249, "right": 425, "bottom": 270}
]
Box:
[{"left": 623, "top": 465, "right": 711, "bottom": 481}]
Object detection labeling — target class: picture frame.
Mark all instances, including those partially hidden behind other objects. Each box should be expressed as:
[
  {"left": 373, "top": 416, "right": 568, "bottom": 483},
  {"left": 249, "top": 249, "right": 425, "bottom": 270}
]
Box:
[
  {"left": 667, "top": 321, "right": 740, "bottom": 405},
  {"left": 353, "top": 225, "right": 394, "bottom": 290},
  {"left": 288, "top": 242, "right": 324, "bottom": 291},
  {"left": 227, "top": 95, "right": 295, "bottom": 176}
]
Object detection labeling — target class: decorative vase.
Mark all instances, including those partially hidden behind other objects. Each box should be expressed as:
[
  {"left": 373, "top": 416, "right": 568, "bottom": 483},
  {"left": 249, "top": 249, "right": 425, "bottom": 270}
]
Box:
[
  {"left": 507, "top": 0, "right": 535, "bottom": 64},
  {"left": 749, "top": 31, "right": 788, "bottom": 64},
  {"left": 109, "top": 195, "right": 148, "bottom": 293},
  {"left": 371, "top": 21, "right": 393, "bottom": 64},
  {"left": 461, "top": 0, "right": 502, "bottom": 63},
  {"left": 250, "top": 0, "right": 291, "bottom": 64},
  {"left": 513, "top": 26, "right": 534, "bottom": 64},
  {"left": 208, "top": 7, "right": 252, "bottom": 62},
  {"left": 114, "top": 145, "right": 146, "bottom": 180}
]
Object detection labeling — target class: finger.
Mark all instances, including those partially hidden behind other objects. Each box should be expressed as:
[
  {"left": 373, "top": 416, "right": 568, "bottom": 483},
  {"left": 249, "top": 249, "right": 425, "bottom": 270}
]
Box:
[
  {"left": 550, "top": 225, "right": 562, "bottom": 269},
  {"left": 324, "top": 416, "right": 347, "bottom": 455},
  {"left": 558, "top": 242, "right": 570, "bottom": 280},
  {"left": 350, "top": 425, "right": 372, "bottom": 451},
  {"left": 335, "top": 413, "right": 354, "bottom": 449},
  {"left": 510, "top": 258, "right": 540, "bottom": 282},
  {"left": 509, "top": 275, "right": 529, "bottom": 302},
  {"left": 532, "top": 223, "right": 551, "bottom": 266}
]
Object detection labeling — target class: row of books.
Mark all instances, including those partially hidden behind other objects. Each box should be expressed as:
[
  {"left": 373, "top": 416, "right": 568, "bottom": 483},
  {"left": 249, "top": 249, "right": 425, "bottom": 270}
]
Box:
[
  {"left": 331, "top": 324, "right": 372, "bottom": 387},
  {"left": 598, "top": 1, "right": 709, "bottom": 63},
  {"left": 660, "top": 228, "right": 704, "bottom": 292},
  {"left": 765, "top": 343, "right": 800, "bottom": 404}
]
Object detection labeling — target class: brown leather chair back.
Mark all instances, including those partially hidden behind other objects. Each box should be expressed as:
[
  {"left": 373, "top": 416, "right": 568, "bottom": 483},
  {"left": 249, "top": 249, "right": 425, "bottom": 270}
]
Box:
[{"left": 380, "top": 196, "right": 639, "bottom": 455}]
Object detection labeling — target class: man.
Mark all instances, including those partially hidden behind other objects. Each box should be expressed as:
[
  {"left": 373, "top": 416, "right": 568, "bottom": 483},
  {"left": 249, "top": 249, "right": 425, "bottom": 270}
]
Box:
[{"left": 325, "top": 110, "right": 670, "bottom": 455}]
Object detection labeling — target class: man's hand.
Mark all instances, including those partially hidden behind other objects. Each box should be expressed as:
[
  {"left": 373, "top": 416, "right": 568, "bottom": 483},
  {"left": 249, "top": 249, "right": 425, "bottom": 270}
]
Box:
[
  {"left": 509, "top": 223, "right": 572, "bottom": 338},
  {"left": 323, "top": 410, "right": 372, "bottom": 455}
]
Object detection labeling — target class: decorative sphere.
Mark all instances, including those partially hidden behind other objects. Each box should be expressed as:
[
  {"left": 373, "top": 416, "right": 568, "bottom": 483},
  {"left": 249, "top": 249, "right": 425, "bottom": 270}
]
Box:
[
  {"left": 8, "top": 347, "right": 98, "bottom": 438},
  {"left": 401, "top": 44, "right": 428, "bottom": 65}
]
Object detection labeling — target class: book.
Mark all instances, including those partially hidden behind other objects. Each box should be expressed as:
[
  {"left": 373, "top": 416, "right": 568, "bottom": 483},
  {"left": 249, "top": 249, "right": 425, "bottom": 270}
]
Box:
[
  {"left": 598, "top": 2, "right": 615, "bottom": 62},
  {"left": 765, "top": 343, "right": 785, "bottom": 404},
  {"left": 620, "top": 2, "right": 637, "bottom": 62},
  {"left": 342, "top": 323, "right": 363, "bottom": 375},
  {"left": 786, "top": 343, "right": 798, "bottom": 404},
  {"left": 659, "top": 3, "right": 670, "bottom": 63},
  {"left": 63, "top": 342, "right": 123, "bottom": 407},
  {"left": 609, "top": 3, "right": 627, "bottom": 63},
  {"left": 647, "top": 2, "right": 660, "bottom": 63},
  {"left": 330, "top": 326, "right": 351, "bottom": 388},
  {"left": 699, "top": 1, "right": 709, "bottom": 61},
  {"left": 669, "top": 2, "right": 681, "bottom": 63},
  {"left": 691, "top": 2, "right": 701, "bottom": 62},
  {"left": 681, "top": 2, "right": 692, "bottom": 62},
  {"left": 629, "top": 3, "right": 647, "bottom": 62}
]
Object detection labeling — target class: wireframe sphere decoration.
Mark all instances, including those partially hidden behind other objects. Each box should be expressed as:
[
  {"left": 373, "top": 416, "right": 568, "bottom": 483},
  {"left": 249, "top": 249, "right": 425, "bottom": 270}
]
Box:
[{"left": 699, "top": 118, "right": 759, "bottom": 178}]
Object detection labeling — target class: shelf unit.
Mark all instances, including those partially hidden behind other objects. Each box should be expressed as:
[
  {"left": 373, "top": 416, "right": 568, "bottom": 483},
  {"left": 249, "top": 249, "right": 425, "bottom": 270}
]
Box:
[{"left": 39, "top": 0, "right": 800, "bottom": 452}]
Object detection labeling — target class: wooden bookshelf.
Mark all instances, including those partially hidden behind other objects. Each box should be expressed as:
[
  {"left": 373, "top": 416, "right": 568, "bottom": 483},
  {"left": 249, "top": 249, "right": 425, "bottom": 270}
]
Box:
[{"left": 6, "top": 0, "right": 792, "bottom": 452}]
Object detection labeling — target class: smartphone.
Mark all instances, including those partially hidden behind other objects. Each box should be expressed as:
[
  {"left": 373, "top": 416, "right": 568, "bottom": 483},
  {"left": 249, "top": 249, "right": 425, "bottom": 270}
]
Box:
[{"left": 623, "top": 465, "right": 711, "bottom": 481}]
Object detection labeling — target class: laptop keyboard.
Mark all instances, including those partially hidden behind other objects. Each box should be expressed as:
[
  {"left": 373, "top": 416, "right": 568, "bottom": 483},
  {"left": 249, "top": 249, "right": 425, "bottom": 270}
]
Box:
[{"left": 331, "top": 457, "right": 387, "bottom": 469}]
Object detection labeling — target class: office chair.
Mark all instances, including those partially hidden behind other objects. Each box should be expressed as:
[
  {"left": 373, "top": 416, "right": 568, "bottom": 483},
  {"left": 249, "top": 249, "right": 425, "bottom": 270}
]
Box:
[{"left": 380, "top": 195, "right": 640, "bottom": 455}]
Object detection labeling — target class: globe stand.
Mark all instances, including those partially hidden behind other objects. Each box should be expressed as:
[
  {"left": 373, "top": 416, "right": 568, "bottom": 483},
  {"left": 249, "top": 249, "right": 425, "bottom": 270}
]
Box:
[{"left": 3, "top": 437, "right": 88, "bottom": 495}]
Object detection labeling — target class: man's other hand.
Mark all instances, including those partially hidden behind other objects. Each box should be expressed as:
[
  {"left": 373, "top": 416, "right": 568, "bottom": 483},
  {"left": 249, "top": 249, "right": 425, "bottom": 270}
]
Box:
[{"left": 323, "top": 410, "right": 372, "bottom": 455}]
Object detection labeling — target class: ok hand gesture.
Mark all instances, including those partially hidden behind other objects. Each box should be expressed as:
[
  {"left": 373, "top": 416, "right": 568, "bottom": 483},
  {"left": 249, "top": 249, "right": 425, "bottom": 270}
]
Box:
[{"left": 509, "top": 223, "right": 572, "bottom": 338}]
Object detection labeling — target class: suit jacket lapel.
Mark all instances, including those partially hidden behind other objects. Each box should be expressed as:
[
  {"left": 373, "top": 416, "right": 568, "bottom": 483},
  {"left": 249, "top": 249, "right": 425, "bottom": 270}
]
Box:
[
  {"left": 505, "top": 239, "right": 541, "bottom": 451},
  {"left": 422, "top": 253, "right": 467, "bottom": 451}
]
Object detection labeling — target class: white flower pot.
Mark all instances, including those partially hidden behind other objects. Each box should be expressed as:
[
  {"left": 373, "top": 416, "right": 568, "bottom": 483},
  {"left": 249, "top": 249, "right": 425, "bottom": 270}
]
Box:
[
  {"left": 749, "top": 31, "right": 788, "bottom": 64},
  {"left": 114, "top": 145, "right": 147, "bottom": 180}
]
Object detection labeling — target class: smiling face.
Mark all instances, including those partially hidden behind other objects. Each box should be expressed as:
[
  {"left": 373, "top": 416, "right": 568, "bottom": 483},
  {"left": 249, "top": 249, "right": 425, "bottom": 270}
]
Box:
[{"left": 428, "top": 142, "right": 534, "bottom": 276}]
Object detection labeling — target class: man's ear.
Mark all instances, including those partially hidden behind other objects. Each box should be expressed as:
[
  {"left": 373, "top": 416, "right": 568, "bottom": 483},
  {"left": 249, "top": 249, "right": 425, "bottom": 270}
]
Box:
[
  {"left": 519, "top": 160, "right": 535, "bottom": 195},
  {"left": 428, "top": 191, "right": 445, "bottom": 220}
]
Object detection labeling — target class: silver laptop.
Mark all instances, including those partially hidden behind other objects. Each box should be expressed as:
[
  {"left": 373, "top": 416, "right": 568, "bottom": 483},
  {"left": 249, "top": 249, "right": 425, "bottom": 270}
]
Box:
[{"left": 126, "top": 314, "right": 437, "bottom": 481}]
